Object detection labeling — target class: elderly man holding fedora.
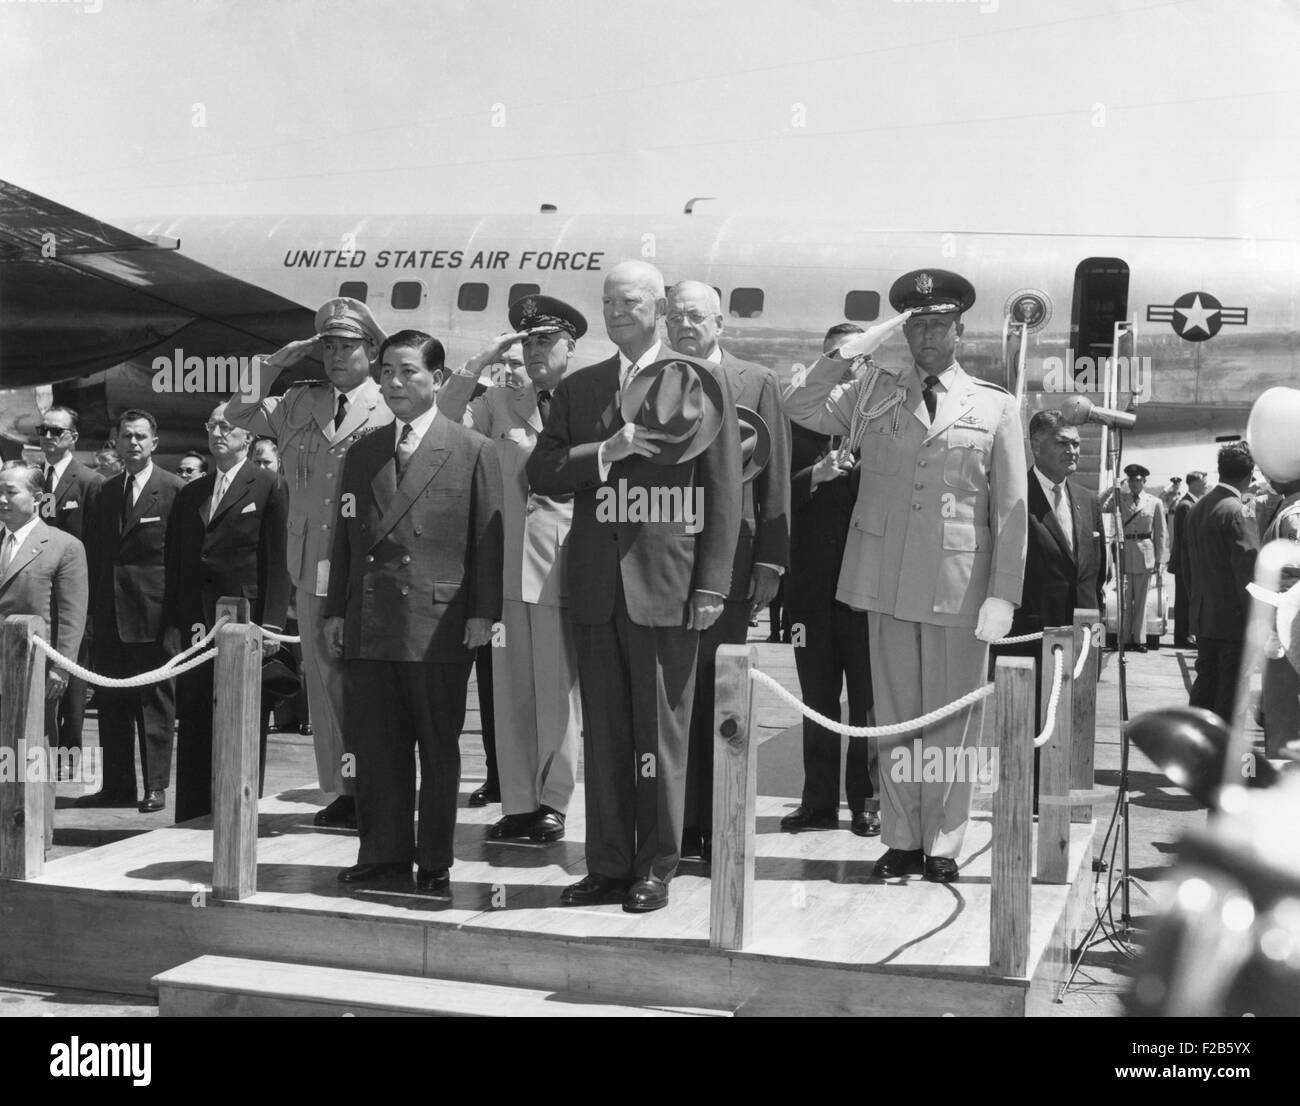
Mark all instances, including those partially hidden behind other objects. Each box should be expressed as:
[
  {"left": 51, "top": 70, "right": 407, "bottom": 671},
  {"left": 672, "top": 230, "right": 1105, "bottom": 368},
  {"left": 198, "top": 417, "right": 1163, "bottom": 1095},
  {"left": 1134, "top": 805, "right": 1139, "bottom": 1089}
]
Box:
[{"left": 527, "top": 259, "right": 741, "bottom": 914}]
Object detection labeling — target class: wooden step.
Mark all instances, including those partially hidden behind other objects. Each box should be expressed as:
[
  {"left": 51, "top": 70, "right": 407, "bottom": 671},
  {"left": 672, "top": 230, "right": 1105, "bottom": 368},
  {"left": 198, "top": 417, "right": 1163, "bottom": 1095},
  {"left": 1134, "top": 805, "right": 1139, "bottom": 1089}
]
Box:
[{"left": 152, "top": 955, "right": 733, "bottom": 1018}]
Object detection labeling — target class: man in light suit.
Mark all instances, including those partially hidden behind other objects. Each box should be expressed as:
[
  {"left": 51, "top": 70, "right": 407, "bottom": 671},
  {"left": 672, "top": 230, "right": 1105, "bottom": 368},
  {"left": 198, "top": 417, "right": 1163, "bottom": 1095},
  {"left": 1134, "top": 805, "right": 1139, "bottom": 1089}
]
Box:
[
  {"left": 163, "top": 403, "right": 290, "bottom": 823},
  {"left": 1101, "top": 463, "right": 1167, "bottom": 652},
  {"left": 0, "top": 460, "right": 88, "bottom": 738},
  {"left": 326, "top": 330, "right": 503, "bottom": 895},
  {"left": 1186, "top": 441, "right": 1259, "bottom": 723},
  {"left": 84, "top": 409, "right": 185, "bottom": 812},
  {"left": 439, "top": 295, "right": 585, "bottom": 844},
  {"left": 527, "top": 260, "right": 742, "bottom": 914},
  {"left": 36, "top": 405, "right": 103, "bottom": 762},
  {"left": 783, "top": 269, "right": 1028, "bottom": 884},
  {"left": 666, "top": 280, "right": 791, "bottom": 860},
  {"left": 225, "top": 297, "right": 392, "bottom": 830}
]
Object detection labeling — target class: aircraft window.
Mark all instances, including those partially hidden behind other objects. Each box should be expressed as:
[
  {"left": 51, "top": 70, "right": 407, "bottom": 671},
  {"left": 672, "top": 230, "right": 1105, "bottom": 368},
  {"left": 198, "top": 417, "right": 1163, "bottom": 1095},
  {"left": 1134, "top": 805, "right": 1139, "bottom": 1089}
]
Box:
[
  {"left": 509, "top": 283, "right": 541, "bottom": 304},
  {"left": 844, "top": 291, "right": 880, "bottom": 322},
  {"left": 458, "top": 283, "right": 489, "bottom": 312},
  {"left": 391, "top": 282, "right": 425, "bottom": 310},
  {"left": 729, "top": 287, "right": 764, "bottom": 319},
  {"left": 338, "top": 281, "right": 368, "bottom": 301}
]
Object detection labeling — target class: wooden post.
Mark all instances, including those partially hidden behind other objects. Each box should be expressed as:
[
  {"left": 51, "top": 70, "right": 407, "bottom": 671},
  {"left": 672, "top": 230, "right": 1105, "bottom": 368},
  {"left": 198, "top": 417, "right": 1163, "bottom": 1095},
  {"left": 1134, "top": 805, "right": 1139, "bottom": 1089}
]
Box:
[
  {"left": 212, "top": 598, "right": 259, "bottom": 901},
  {"left": 1070, "top": 610, "right": 1100, "bottom": 824},
  {"left": 710, "top": 644, "right": 758, "bottom": 952},
  {"left": 0, "top": 615, "right": 48, "bottom": 879},
  {"left": 1035, "top": 627, "right": 1076, "bottom": 884},
  {"left": 989, "top": 656, "right": 1034, "bottom": 977}
]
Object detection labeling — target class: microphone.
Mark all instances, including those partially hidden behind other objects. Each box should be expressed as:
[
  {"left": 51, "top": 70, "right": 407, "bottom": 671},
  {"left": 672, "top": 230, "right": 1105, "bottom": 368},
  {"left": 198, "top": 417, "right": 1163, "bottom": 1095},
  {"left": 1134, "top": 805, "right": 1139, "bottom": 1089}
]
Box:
[{"left": 1059, "top": 395, "right": 1137, "bottom": 429}]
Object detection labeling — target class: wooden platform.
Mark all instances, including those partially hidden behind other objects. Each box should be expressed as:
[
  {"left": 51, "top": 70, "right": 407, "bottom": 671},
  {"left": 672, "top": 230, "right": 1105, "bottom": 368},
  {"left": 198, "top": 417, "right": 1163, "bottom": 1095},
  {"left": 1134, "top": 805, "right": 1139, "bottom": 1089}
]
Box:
[{"left": 0, "top": 783, "right": 1094, "bottom": 1016}]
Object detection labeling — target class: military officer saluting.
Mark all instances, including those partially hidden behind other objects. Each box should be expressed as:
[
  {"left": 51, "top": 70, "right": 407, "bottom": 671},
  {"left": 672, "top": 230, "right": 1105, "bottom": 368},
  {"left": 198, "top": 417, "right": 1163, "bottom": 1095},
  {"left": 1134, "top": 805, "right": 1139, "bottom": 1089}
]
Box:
[
  {"left": 1100, "top": 462, "right": 1166, "bottom": 653},
  {"left": 225, "top": 297, "right": 393, "bottom": 827},
  {"left": 783, "top": 269, "right": 1027, "bottom": 883}
]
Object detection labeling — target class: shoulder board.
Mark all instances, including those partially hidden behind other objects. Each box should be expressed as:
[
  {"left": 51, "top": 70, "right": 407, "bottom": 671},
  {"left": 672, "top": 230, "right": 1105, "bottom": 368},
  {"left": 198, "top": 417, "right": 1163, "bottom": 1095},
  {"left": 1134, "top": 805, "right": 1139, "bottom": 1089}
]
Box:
[
  {"left": 973, "top": 379, "right": 1010, "bottom": 394},
  {"left": 286, "top": 379, "right": 329, "bottom": 389}
]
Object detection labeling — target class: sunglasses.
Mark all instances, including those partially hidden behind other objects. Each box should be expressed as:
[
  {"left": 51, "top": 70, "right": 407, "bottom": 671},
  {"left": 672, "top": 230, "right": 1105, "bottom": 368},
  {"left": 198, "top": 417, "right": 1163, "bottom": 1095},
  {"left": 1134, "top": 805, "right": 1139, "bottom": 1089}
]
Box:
[{"left": 37, "top": 425, "right": 72, "bottom": 437}]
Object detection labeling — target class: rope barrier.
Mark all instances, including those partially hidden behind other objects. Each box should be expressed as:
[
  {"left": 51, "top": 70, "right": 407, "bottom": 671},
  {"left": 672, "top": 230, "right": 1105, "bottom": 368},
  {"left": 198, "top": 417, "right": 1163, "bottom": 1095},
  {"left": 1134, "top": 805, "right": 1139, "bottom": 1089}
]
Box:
[
  {"left": 257, "top": 626, "right": 300, "bottom": 644},
  {"left": 1073, "top": 623, "right": 1101, "bottom": 680},
  {"left": 159, "top": 616, "right": 231, "bottom": 670},
  {"left": 750, "top": 667, "right": 993, "bottom": 737},
  {"left": 1033, "top": 645, "right": 1066, "bottom": 749},
  {"left": 992, "top": 631, "right": 1044, "bottom": 645},
  {"left": 30, "top": 635, "right": 219, "bottom": 687}
]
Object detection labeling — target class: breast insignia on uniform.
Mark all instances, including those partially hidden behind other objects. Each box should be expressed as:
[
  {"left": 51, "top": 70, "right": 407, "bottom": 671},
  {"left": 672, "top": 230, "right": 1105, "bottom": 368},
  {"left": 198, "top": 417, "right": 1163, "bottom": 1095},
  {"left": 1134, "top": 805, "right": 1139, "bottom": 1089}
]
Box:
[
  {"left": 972, "top": 379, "right": 1010, "bottom": 394},
  {"left": 955, "top": 413, "right": 990, "bottom": 431}
]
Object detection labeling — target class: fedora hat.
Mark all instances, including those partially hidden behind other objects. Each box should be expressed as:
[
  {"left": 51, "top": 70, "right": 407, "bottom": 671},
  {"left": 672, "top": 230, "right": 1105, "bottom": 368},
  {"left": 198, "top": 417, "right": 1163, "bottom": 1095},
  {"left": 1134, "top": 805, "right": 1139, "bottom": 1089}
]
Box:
[
  {"left": 735, "top": 405, "right": 771, "bottom": 483},
  {"left": 620, "top": 356, "right": 725, "bottom": 466}
]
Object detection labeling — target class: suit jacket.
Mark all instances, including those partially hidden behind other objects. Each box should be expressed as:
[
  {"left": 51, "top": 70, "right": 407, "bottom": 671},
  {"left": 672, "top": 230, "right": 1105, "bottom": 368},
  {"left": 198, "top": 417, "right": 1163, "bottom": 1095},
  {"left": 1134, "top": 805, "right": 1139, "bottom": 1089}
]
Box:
[
  {"left": 0, "top": 519, "right": 87, "bottom": 662},
  {"left": 43, "top": 457, "right": 104, "bottom": 542},
  {"left": 225, "top": 372, "right": 393, "bottom": 594},
  {"left": 785, "top": 423, "right": 859, "bottom": 614},
  {"left": 1008, "top": 473, "right": 1105, "bottom": 637},
  {"left": 86, "top": 467, "right": 185, "bottom": 643},
  {"left": 162, "top": 462, "right": 291, "bottom": 634},
  {"left": 324, "top": 413, "right": 504, "bottom": 663},
  {"left": 783, "top": 358, "right": 1028, "bottom": 627},
  {"left": 1186, "top": 484, "right": 1259, "bottom": 641},
  {"left": 1169, "top": 492, "right": 1195, "bottom": 579},
  {"left": 715, "top": 348, "right": 791, "bottom": 601},
  {"left": 438, "top": 371, "right": 573, "bottom": 607},
  {"left": 525, "top": 352, "right": 742, "bottom": 628}
]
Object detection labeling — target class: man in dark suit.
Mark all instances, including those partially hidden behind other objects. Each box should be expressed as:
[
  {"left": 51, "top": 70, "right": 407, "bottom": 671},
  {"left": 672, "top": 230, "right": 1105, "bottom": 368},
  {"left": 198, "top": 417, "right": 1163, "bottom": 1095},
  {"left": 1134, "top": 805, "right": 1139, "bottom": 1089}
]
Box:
[
  {"left": 1168, "top": 471, "right": 1207, "bottom": 648},
  {"left": 527, "top": 260, "right": 741, "bottom": 914},
  {"left": 36, "top": 405, "right": 103, "bottom": 762},
  {"left": 1186, "top": 441, "right": 1259, "bottom": 723},
  {"left": 163, "top": 403, "right": 290, "bottom": 823},
  {"left": 85, "top": 409, "right": 184, "bottom": 812},
  {"left": 781, "top": 324, "right": 879, "bottom": 837},
  {"left": 668, "top": 280, "right": 791, "bottom": 859},
  {"left": 0, "top": 460, "right": 88, "bottom": 732},
  {"left": 325, "top": 330, "right": 503, "bottom": 895}
]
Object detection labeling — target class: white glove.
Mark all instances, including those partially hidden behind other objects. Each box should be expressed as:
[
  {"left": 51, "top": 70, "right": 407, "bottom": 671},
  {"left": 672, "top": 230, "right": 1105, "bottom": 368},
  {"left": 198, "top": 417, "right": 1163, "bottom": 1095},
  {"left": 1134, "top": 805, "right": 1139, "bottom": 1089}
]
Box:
[
  {"left": 974, "top": 597, "right": 1014, "bottom": 643},
  {"left": 834, "top": 311, "right": 913, "bottom": 359}
]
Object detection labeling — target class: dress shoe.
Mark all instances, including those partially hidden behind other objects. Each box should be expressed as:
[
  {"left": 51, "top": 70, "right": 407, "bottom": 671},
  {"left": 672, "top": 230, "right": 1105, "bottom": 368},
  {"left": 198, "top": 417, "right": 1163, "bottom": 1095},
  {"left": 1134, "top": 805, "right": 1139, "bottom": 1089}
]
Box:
[
  {"left": 488, "top": 812, "right": 536, "bottom": 841},
  {"left": 528, "top": 806, "right": 566, "bottom": 842},
  {"left": 872, "top": 847, "right": 925, "bottom": 879},
  {"left": 337, "top": 862, "right": 410, "bottom": 885},
  {"left": 924, "top": 856, "right": 960, "bottom": 883},
  {"left": 779, "top": 806, "right": 838, "bottom": 832},
  {"left": 138, "top": 789, "right": 165, "bottom": 813},
  {"left": 560, "top": 874, "right": 630, "bottom": 906},
  {"left": 1129, "top": 644, "right": 1148, "bottom": 653},
  {"left": 298, "top": 722, "right": 314, "bottom": 736},
  {"left": 313, "top": 795, "right": 356, "bottom": 828},
  {"left": 623, "top": 876, "right": 670, "bottom": 914},
  {"left": 468, "top": 783, "right": 500, "bottom": 807},
  {"left": 415, "top": 867, "right": 451, "bottom": 893},
  {"left": 680, "top": 827, "right": 705, "bottom": 859},
  {"left": 850, "top": 810, "right": 881, "bottom": 837}
]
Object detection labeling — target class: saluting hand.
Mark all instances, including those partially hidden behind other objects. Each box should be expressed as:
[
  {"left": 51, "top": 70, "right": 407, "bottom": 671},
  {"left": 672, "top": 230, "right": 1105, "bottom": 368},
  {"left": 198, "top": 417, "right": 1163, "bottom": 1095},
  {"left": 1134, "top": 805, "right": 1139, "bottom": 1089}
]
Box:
[
  {"left": 264, "top": 335, "right": 321, "bottom": 370},
  {"left": 464, "top": 332, "right": 530, "bottom": 380},
  {"left": 833, "top": 311, "right": 913, "bottom": 359}
]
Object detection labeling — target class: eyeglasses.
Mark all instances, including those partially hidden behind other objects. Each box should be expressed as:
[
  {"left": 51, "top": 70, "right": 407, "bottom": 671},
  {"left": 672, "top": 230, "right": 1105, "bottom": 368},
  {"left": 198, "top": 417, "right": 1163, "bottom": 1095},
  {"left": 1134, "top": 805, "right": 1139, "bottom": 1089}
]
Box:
[
  {"left": 37, "top": 424, "right": 71, "bottom": 437},
  {"left": 204, "top": 420, "right": 233, "bottom": 434},
  {"left": 666, "top": 311, "right": 714, "bottom": 326}
]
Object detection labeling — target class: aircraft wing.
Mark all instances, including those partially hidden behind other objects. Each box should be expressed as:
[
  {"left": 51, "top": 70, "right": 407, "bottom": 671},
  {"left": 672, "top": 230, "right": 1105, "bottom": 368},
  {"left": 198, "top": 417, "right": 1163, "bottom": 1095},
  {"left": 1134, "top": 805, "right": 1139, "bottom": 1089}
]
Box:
[{"left": 0, "top": 179, "right": 317, "bottom": 387}]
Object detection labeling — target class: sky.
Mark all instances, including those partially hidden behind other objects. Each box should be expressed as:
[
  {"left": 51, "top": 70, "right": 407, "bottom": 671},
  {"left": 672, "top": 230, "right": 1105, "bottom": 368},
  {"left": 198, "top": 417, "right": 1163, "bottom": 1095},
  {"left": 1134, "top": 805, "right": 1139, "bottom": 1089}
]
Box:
[{"left": 3, "top": 0, "right": 1299, "bottom": 239}]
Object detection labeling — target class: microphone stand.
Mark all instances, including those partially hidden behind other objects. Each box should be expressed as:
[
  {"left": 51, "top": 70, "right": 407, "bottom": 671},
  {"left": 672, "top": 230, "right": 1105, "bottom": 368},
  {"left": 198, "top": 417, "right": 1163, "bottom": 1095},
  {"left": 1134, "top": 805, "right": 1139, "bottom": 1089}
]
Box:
[{"left": 1059, "top": 424, "right": 1153, "bottom": 999}]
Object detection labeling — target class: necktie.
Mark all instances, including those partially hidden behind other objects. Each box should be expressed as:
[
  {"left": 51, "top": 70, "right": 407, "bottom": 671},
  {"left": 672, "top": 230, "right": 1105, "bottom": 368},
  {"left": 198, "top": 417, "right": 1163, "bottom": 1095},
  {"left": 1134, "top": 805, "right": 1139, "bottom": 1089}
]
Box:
[
  {"left": 395, "top": 423, "right": 415, "bottom": 477},
  {"left": 334, "top": 392, "right": 348, "bottom": 433},
  {"left": 922, "top": 375, "right": 940, "bottom": 422},
  {"left": 44, "top": 466, "right": 55, "bottom": 493},
  {"left": 121, "top": 473, "right": 134, "bottom": 524},
  {"left": 209, "top": 473, "right": 227, "bottom": 521},
  {"left": 1052, "top": 483, "right": 1073, "bottom": 551},
  {"left": 0, "top": 531, "right": 14, "bottom": 574},
  {"left": 536, "top": 389, "right": 551, "bottom": 423}
]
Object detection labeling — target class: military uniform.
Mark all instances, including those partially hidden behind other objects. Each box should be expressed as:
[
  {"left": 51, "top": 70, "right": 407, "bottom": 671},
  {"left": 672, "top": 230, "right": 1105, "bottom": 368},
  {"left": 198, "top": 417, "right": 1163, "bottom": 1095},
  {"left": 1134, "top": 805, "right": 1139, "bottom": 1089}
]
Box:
[
  {"left": 1101, "top": 474, "right": 1166, "bottom": 647},
  {"left": 783, "top": 270, "right": 1027, "bottom": 863},
  {"left": 224, "top": 299, "right": 393, "bottom": 796}
]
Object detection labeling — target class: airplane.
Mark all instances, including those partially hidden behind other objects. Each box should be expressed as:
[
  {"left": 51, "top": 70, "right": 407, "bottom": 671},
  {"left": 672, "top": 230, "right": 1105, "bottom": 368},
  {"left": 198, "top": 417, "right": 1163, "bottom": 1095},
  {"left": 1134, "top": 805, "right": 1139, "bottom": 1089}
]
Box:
[{"left": 3, "top": 178, "right": 1298, "bottom": 491}]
